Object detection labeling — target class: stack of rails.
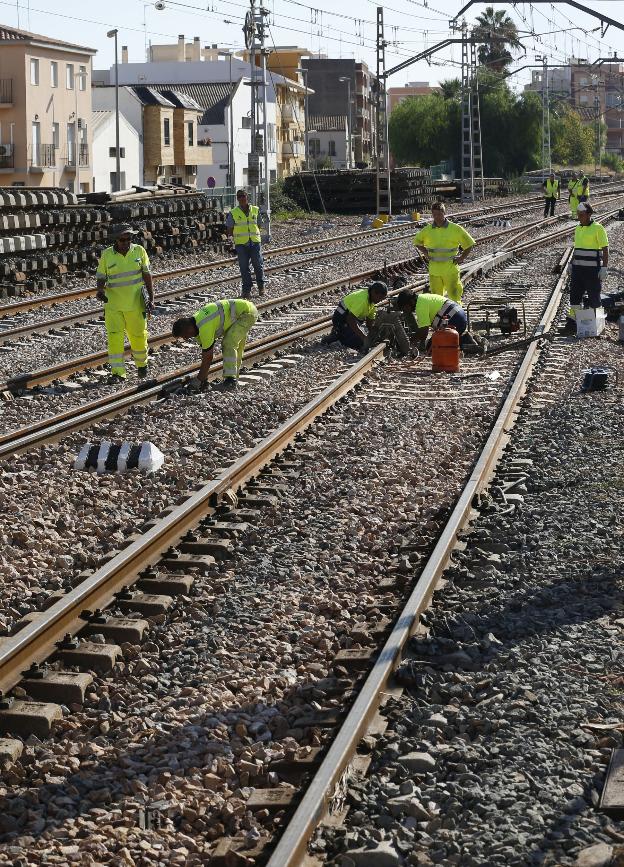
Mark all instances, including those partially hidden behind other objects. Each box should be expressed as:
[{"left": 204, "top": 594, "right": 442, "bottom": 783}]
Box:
[
  {"left": 283, "top": 167, "right": 437, "bottom": 213},
  {"left": 0, "top": 186, "right": 228, "bottom": 299},
  {"left": 433, "top": 177, "right": 510, "bottom": 199}
]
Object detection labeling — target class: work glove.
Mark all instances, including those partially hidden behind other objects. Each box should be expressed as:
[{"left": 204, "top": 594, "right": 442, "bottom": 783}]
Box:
[
  {"left": 96, "top": 289, "right": 108, "bottom": 302},
  {"left": 599, "top": 266, "right": 608, "bottom": 282}
]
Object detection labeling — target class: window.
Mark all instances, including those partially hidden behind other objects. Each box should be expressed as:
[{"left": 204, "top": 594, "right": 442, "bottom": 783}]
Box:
[
  {"left": 267, "top": 122, "right": 276, "bottom": 153},
  {"left": 66, "top": 64, "right": 74, "bottom": 90},
  {"left": 309, "top": 138, "right": 320, "bottom": 157},
  {"left": 241, "top": 116, "right": 251, "bottom": 129},
  {"left": 50, "top": 61, "right": 58, "bottom": 88},
  {"left": 187, "top": 121, "right": 194, "bottom": 146},
  {"left": 110, "top": 171, "right": 126, "bottom": 192},
  {"left": 30, "top": 59, "right": 39, "bottom": 86},
  {"left": 31, "top": 121, "right": 40, "bottom": 165},
  {"left": 163, "top": 117, "right": 170, "bottom": 145},
  {"left": 270, "top": 169, "right": 276, "bottom": 183},
  {"left": 52, "top": 123, "right": 59, "bottom": 149},
  {"left": 328, "top": 140, "right": 336, "bottom": 156},
  {"left": 79, "top": 66, "right": 87, "bottom": 91},
  {"left": 109, "top": 146, "right": 126, "bottom": 158},
  {"left": 67, "top": 122, "right": 75, "bottom": 163}
]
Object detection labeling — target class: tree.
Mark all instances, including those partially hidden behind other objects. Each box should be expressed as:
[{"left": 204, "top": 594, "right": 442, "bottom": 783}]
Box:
[
  {"left": 440, "top": 78, "right": 461, "bottom": 101},
  {"left": 550, "top": 104, "right": 594, "bottom": 165},
  {"left": 472, "top": 6, "right": 522, "bottom": 72},
  {"left": 389, "top": 93, "right": 456, "bottom": 166}
]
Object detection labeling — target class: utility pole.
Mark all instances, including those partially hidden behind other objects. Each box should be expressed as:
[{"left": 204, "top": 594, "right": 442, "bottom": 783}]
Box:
[
  {"left": 243, "top": 0, "right": 271, "bottom": 235},
  {"left": 375, "top": 7, "right": 391, "bottom": 215},
  {"left": 537, "top": 55, "right": 551, "bottom": 179},
  {"left": 460, "top": 24, "right": 483, "bottom": 201}
]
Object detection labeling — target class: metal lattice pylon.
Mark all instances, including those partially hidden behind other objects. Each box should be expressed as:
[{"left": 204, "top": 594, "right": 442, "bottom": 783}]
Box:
[
  {"left": 540, "top": 56, "right": 551, "bottom": 179},
  {"left": 461, "top": 27, "right": 484, "bottom": 202},
  {"left": 376, "top": 7, "right": 391, "bottom": 215}
]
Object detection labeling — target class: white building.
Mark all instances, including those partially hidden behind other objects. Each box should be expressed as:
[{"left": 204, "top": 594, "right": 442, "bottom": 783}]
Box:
[
  {"left": 91, "top": 110, "right": 141, "bottom": 192},
  {"left": 308, "top": 116, "right": 350, "bottom": 169},
  {"left": 93, "top": 54, "right": 280, "bottom": 188}
]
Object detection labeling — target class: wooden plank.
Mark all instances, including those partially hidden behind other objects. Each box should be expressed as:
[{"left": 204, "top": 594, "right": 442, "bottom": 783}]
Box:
[{"left": 600, "top": 749, "right": 624, "bottom": 817}]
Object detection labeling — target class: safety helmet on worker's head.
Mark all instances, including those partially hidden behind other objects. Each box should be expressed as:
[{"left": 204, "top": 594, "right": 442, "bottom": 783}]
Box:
[{"left": 369, "top": 280, "right": 388, "bottom": 299}]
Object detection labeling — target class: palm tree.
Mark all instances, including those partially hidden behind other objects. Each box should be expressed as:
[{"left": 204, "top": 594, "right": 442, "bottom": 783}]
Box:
[
  {"left": 441, "top": 78, "right": 462, "bottom": 100},
  {"left": 472, "top": 6, "right": 522, "bottom": 72}
]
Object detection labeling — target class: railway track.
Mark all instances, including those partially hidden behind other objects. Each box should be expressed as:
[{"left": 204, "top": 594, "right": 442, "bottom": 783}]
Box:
[{"left": 0, "top": 202, "right": 620, "bottom": 863}]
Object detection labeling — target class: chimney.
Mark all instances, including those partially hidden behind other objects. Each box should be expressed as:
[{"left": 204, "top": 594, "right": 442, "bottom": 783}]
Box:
[
  {"left": 121, "top": 45, "right": 128, "bottom": 64},
  {"left": 193, "top": 36, "right": 201, "bottom": 62},
  {"left": 177, "top": 34, "right": 185, "bottom": 63}
]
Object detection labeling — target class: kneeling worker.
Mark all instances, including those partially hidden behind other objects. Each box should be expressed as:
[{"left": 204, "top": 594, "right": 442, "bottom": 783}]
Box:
[
  {"left": 396, "top": 288, "right": 467, "bottom": 342},
  {"left": 172, "top": 298, "right": 258, "bottom": 390},
  {"left": 330, "top": 281, "right": 388, "bottom": 352},
  {"left": 412, "top": 202, "right": 476, "bottom": 302},
  {"left": 568, "top": 202, "right": 609, "bottom": 310}
]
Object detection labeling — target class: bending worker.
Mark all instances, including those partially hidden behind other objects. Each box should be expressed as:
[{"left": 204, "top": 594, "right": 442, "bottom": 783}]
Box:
[
  {"left": 412, "top": 202, "right": 476, "bottom": 302},
  {"left": 96, "top": 224, "right": 153, "bottom": 381},
  {"left": 568, "top": 202, "right": 609, "bottom": 310},
  {"left": 396, "top": 288, "right": 467, "bottom": 343},
  {"left": 542, "top": 172, "right": 560, "bottom": 217},
  {"left": 226, "top": 189, "right": 266, "bottom": 299},
  {"left": 327, "top": 281, "right": 388, "bottom": 352},
  {"left": 568, "top": 171, "right": 590, "bottom": 218},
  {"left": 172, "top": 298, "right": 258, "bottom": 391}
]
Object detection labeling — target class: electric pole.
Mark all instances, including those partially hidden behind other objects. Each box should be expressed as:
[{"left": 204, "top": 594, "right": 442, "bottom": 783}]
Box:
[
  {"left": 537, "top": 55, "right": 551, "bottom": 179},
  {"left": 375, "top": 7, "right": 391, "bottom": 215},
  {"left": 243, "top": 0, "right": 271, "bottom": 236}
]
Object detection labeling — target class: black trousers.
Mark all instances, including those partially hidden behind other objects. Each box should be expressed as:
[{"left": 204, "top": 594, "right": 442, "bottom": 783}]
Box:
[
  {"left": 570, "top": 267, "right": 602, "bottom": 308},
  {"left": 544, "top": 197, "right": 557, "bottom": 217},
  {"left": 332, "top": 311, "right": 366, "bottom": 351}
]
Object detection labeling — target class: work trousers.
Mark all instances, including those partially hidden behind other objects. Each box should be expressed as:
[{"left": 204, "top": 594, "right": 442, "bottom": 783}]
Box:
[
  {"left": 105, "top": 307, "right": 148, "bottom": 378},
  {"left": 236, "top": 242, "right": 265, "bottom": 295},
  {"left": 569, "top": 196, "right": 579, "bottom": 217},
  {"left": 429, "top": 266, "right": 463, "bottom": 303},
  {"left": 332, "top": 311, "right": 366, "bottom": 352},
  {"left": 446, "top": 309, "right": 468, "bottom": 335},
  {"left": 544, "top": 197, "right": 557, "bottom": 217},
  {"left": 570, "top": 267, "right": 602, "bottom": 309},
  {"left": 221, "top": 307, "right": 258, "bottom": 378}
]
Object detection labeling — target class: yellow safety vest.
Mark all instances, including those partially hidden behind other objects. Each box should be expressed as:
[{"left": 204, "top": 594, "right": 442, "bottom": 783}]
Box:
[
  {"left": 230, "top": 205, "right": 261, "bottom": 245},
  {"left": 194, "top": 298, "right": 255, "bottom": 350},
  {"left": 545, "top": 179, "right": 559, "bottom": 197},
  {"left": 572, "top": 221, "right": 608, "bottom": 269},
  {"left": 572, "top": 178, "right": 589, "bottom": 198},
  {"left": 337, "top": 287, "right": 377, "bottom": 322},
  {"left": 415, "top": 293, "right": 460, "bottom": 328},
  {"left": 95, "top": 243, "right": 150, "bottom": 312},
  {"left": 412, "top": 221, "right": 475, "bottom": 276}
]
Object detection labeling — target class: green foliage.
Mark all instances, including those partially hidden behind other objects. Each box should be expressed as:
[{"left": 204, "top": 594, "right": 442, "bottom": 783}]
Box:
[
  {"left": 602, "top": 151, "right": 624, "bottom": 172},
  {"left": 472, "top": 6, "right": 522, "bottom": 71},
  {"left": 440, "top": 79, "right": 461, "bottom": 100},
  {"left": 389, "top": 77, "right": 541, "bottom": 176},
  {"left": 550, "top": 105, "right": 595, "bottom": 165},
  {"left": 269, "top": 178, "right": 322, "bottom": 221}
]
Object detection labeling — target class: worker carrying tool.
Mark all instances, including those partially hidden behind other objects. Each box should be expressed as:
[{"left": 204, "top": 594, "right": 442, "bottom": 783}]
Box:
[
  {"left": 172, "top": 298, "right": 258, "bottom": 391},
  {"left": 396, "top": 288, "right": 467, "bottom": 341},
  {"left": 226, "top": 189, "right": 266, "bottom": 299},
  {"left": 567, "top": 202, "right": 609, "bottom": 310},
  {"left": 324, "top": 281, "right": 389, "bottom": 352},
  {"left": 542, "top": 172, "right": 560, "bottom": 217},
  {"left": 96, "top": 224, "right": 153, "bottom": 382},
  {"left": 568, "top": 171, "right": 590, "bottom": 218},
  {"left": 412, "top": 202, "right": 475, "bottom": 302}
]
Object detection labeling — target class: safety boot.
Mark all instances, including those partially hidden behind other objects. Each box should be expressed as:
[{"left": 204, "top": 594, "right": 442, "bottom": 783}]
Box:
[
  {"left": 257, "top": 283, "right": 266, "bottom": 298},
  {"left": 137, "top": 366, "right": 149, "bottom": 379}
]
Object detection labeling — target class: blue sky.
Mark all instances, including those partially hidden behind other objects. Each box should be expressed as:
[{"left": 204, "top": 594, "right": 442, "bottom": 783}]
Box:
[{"left": 3, "top": 0, "right": 624, "bottom": 89}]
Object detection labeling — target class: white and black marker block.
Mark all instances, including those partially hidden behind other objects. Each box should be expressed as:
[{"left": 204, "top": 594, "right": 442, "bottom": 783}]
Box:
[{"left": 74, "top": 441, "right": 165, "bottom": 473}]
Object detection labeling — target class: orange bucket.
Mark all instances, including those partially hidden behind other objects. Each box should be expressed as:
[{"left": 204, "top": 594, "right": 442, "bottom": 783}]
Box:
[{"left": 431, "top": 326, "right": 460, "bottom": 373}]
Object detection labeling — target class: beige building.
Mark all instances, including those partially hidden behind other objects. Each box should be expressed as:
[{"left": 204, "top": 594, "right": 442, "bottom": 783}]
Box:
[
  {"left": 0, "top": 24, "right": 96, "bottom": 191},
  {"left": 388, "top": 82, "right": 440, "bottom": 114}
]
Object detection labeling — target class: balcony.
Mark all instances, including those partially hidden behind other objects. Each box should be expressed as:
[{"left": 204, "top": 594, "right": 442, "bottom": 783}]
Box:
[
  {"left": 0, "top": 143, "right": 14, "bottom": 170},
  {"left": 65, "top": 143, "right": 89, "bottom": 169},
  {"left": 0, "top": 79, "right": 13, "bottom": 107},
  {"left": 281, "top": 139, "right": 305, "bottom": 157},
  {"left": 281, "top": 104, "right": 302, "bottom": 126},
  {"left": 30, "top": 143, "right": 56, "bottom": 171}
]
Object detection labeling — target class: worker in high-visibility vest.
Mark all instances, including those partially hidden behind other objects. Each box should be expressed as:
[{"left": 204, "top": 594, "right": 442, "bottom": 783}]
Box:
[
  {"left": 567, "top": 202, "right": 609, "bottom": 311},
  {"left": 542, "top": 172, "right": 560, "bottom": 217},
  {"left": 226, "top": 189, "right": 266, "bottom": 299},
  {"left": 396, "top": 287, "right": 467, "bottom": 343},
  {"left": 568, "top": 171, "right": 590, "bottom": 218},
  {"left": 96, "top": 224, "right": 153, "bottom": 381},
  {"left": 412, "top": 202, "right": 476, "bottom": 302},
  {"left": 327, "top": 281, "right": 388, "bottom": 352},
  {"left": 172, "top": 298, "right": 258, "bottom": 391}
]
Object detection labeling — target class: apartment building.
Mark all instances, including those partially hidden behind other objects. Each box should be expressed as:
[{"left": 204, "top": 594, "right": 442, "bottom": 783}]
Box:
[
  {"left": 525, "top": 59, "right": 624, "bottom": 157},
  {"left": 92, "top": 110, "right": 141, "bottom": 193},
  {"left": 0, "top": 24, "right": 96, "bottom": 190},
  {"left": 308, "top": 116, "right": 349, "bottom": 169},
  {"left": 388, "top": 82, "right": 440, "bottom": 114},
  {"left": 301, "top": 57, "right": 375, "bottom": 166}
]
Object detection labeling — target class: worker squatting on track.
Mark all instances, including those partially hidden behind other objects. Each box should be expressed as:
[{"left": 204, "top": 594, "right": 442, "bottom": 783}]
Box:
[
  {"left": 325, "top": 282, "right": 389, "bottom": 353},
  {"left": 172, "top": 298, "right": 259, "bottom": 391},
  {"left": 396, "top": 288, "right": 468, "bottom": 344},
  {"left": 567, "top": 202, "right": 609, "bottom": 312},
  {"left": 543, "top": 172, "right": 561, "bottom": 217},
  {"left": 412, "top": 202, "right": 476, "bottom": 303},
  {"left": 568, "top": 171, "right": 590, "bottom": 218},
  {"left": 96, "top": 224, "right": 154, "bottom": 382},
  {"left": 226, "top": 190, "right": 266, "bottom": 299}
]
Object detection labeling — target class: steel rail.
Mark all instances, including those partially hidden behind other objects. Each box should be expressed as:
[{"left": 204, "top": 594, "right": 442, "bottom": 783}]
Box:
[
  {"left": 266, "top": 248, "right": 574, "bottom": 867},
  {"left": 0, "top": 342, "right": 386, "bottom": 699}
]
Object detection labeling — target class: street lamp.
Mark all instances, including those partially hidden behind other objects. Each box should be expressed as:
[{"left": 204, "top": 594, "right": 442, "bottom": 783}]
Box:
[
  {"left": 339, "top": 76, "right": 352, "bottom": 169},
  {"left": 107, "top": 28, "right": 121, "bottom": 192},
  {"left": 296, "top": 66, "right": 309, "bottom": 168},
  {"left": 218, "top": 49, "right": 235, "bottom": 189},
  {"left": 74, "top": 71, "right": 88, "bottom": 194}
]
